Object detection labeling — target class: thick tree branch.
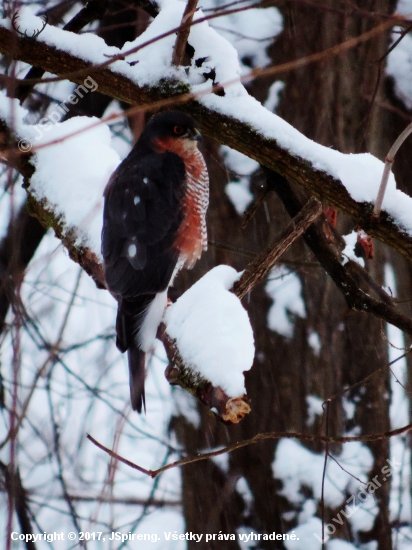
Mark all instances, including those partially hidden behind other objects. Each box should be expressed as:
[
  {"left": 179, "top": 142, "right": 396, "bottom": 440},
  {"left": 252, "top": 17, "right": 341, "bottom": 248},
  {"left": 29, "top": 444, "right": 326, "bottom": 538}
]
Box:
[
  {"left": 161, "top": 324, "right": 252, "bottom": 424},
  {"left": 268, "top": 172, "right": 412, "bottom": 337},
  {"left": 1, "top": 26, "right": 412, "bottom": 263}
]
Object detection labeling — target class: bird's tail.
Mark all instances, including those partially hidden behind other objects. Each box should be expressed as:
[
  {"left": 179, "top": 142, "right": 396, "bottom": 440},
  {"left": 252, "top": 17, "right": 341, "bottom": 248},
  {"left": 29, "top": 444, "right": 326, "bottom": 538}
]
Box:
[
  {"left": 127, "top": 344, "right": 146, "bottom": 413},
  {"left": 116, "top": 295, "right": 154, "bottom": 413}
]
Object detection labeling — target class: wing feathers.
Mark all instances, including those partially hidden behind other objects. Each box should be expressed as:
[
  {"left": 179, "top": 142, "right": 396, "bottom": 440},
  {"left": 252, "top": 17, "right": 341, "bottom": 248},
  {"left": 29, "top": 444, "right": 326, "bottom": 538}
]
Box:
[{"left": 102, "top": 151, "right": 185, "bottom": 298}]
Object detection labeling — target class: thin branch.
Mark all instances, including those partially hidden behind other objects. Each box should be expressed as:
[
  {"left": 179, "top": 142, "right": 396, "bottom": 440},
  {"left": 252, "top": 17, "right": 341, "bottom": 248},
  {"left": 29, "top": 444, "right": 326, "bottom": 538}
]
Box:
[
  {"left": 320, "top": 400, "right": 330, "bottom": 550},
  {"left": 171, "top": 0, "right": 199, "bottom": 67},
  {"left": 232, "top": 196, "right": 322, "bottom": 299},
  {"left": 0, "top": 462, "right": 37, "bottom": 550},
  {"left": 87, "top": 421, "right": 412, "bottom": 479},
  {"left": 327, "top": 454, "right": 368, "bottom": 487},
  {"left": 373, "top": 121, "right": 412, "bottom": 218},
  {"left": 15, "top": 0, "right": 108, "bottom": 104}
]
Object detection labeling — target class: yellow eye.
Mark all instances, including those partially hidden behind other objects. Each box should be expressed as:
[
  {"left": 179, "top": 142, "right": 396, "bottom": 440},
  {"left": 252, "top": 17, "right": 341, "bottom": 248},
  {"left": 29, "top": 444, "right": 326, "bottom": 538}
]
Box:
[{"left": 173, "top": 125, "right": 185, "bottom": 136}]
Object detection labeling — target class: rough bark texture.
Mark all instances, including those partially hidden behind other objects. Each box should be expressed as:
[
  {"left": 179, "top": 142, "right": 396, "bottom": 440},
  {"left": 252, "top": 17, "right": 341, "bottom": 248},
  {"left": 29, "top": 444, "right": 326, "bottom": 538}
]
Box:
[{"left": 2, "top": 24, "right": 412, "bottom": 262}]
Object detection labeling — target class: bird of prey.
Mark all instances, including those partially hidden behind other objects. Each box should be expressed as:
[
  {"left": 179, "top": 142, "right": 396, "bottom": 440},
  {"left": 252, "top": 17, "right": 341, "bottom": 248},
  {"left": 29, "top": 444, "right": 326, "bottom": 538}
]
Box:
[{"left": 102, "top": 111, "right": 209, "bottom": 412}]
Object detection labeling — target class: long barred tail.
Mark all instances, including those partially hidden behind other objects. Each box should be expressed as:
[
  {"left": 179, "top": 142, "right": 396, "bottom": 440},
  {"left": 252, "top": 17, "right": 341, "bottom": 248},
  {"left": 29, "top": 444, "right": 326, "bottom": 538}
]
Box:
[
  {"left": 127, "top": 344, "right": 146, "bottom": 413},
  {"left": 116, "top": 295, "right": 155, "bottom": 413}
]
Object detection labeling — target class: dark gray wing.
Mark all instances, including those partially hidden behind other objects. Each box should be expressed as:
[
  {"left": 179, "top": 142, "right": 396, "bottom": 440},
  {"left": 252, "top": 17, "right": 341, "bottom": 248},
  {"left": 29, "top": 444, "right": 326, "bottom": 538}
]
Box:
[{"left": 102, "top": 150, "right": 186, "bottom": 298}]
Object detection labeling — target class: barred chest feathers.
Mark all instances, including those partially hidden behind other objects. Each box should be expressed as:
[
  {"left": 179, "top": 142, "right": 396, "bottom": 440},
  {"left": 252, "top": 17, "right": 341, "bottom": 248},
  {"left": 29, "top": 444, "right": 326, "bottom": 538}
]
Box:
[
  {"left": 174, "top": 148, "right": 209, "bottom": 268},
  {"left": 153, "top": 135, "right": 209, "bottom": 269}
]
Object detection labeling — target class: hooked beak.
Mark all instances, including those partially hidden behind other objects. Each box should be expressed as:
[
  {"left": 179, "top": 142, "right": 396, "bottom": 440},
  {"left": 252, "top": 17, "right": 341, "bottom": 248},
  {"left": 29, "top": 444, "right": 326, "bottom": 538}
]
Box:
[{"left": 190, "top": 128, "right": 202, "bottom": 141}]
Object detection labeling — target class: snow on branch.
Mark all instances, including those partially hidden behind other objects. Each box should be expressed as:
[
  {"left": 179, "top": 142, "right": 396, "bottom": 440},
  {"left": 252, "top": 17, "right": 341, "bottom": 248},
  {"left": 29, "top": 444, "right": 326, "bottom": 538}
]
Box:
[
  {"left": 0, "top": 103, "right": 323, "bottom": 423},
  {"left": 160, "top": 198, "right": 322, "bottom": 423},
  {"left": 2, "top": 12, "right": 412, "bottom": 262}
]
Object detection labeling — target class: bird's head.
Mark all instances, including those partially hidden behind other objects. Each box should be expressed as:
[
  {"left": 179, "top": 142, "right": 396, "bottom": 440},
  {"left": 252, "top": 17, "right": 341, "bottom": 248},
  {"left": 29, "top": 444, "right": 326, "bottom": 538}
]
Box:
[{"left": 142, "top": 111, "right": 202, "bottom": 154}]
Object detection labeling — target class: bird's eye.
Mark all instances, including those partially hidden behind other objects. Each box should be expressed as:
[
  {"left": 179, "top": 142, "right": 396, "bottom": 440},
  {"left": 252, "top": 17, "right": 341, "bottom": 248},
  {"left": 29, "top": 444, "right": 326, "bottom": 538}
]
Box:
[{"left": 173, "top": 125, "right": 185, "bottom": 136}]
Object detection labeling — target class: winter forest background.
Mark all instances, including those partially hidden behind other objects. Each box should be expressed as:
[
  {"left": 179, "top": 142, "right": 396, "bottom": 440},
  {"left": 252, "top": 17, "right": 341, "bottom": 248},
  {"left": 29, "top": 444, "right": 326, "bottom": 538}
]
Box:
[{"left": 1, "top": 0, "right": 412, "bottom": 549}]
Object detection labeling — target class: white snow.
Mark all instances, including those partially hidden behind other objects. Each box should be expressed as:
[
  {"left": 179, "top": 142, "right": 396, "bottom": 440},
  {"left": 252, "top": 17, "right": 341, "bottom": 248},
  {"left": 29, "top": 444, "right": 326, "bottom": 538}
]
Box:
[
  {"left": 266, "top": 266, "right": 305, "bottom": 338},
  {"left": 222, "top": 145, "right": 257, "bottom": 213},
  {"left": 0, "top": 91, "right": 39, "bottom": 156},
  {"left": 342, "top": 231, "right": 365, "bottom": 267},
  {"left": 165, "top": 265, "right": 255, "bottom": 397},
  {"left": 30, "top": 116, "right": 120, "bottom": 257},
  {"left": 0, "top": 92, "right": 120, "bottom": 258},
  {"left": 387, "top": 30, "right": 412, "bottom": 109},
  {"left": 199, "top": 0, "right": 283, "bottom": 71},
  {"left": 308, "top": 331, "right": 321, "bottom": 355},
  {"left": 264, "top": 81, "right": 285, "bottom": 112},
  {"left": 273, "top": 439, "right": 374, "bottom": 508},
  {"left": 225, "top": 181, "right": 254, "bottom": 214},
  {"left": 3, "top": 5, "right": 412, "bottom": 238},
  {"left": 395, "top": 0, "right": 412, "bottom": 15},
  {"left": 285, "top": 517, "right": 322, "bottom": 550},
  {"left": 236, "top": 476, "right": 254, "bottom": 512},
  {"left": 306, "top": 395, "right": 324, "bottom": 426},
  {"left": 222, "top": 145, "right": 259, "bottom": 176}
]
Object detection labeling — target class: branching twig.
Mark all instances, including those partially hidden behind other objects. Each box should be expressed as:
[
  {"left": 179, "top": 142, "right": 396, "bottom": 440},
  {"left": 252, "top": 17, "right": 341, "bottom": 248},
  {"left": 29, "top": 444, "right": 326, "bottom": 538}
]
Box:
[
  {"left": 233, "top": 196, "right": 322, "bottom": 299},
  {"left": 87, "top": 420, "right": 412, "bottom": 479},
  {"left": 15, "top": 0, "right": 108, "bottom": 104}
]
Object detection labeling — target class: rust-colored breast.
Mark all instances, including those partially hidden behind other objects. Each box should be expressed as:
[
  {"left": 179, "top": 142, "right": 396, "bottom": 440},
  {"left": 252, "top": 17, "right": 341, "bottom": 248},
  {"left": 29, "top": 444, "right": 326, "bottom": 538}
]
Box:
[{"left": 153, "top": 137, "right": 209, "bottom": 269}]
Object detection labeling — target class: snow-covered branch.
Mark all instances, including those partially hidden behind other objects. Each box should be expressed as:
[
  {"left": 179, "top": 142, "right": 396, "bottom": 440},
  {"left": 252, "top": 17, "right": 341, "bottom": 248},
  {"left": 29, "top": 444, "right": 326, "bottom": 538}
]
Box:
[{"left": 1, "top": 14, "right": 412, "bottom": 263}]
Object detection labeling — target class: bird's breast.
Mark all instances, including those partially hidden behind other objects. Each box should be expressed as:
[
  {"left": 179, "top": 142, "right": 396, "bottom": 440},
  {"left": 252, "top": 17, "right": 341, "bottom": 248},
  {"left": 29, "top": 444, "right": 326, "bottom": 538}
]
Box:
[
  {"left": 174, "top": 149, "right": 209, "bottom": 269},
  {"left": 152, "top": 136, "right": 209, "bottom": 269}
]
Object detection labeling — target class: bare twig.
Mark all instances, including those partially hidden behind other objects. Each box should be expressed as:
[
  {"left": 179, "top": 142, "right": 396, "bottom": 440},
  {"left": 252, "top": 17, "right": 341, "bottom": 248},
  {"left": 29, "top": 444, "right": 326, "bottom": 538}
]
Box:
[
  {"left": 373, "top": 121, "right": 412, "bottom": 218},
  {"left": 171, "top": 0, "right": 198, "bottom": 66},
  {"left": 87, "top": 421, "right": 412, "bottom": 479},
  {"left": 15, "top": 0, "right": 108, "bottom": 104},
  {"left": 320, "top": 400, "right": 331, "bottom": 550},
  {"left": 233, "top": 196, "right": 323, "bottom": 299}
]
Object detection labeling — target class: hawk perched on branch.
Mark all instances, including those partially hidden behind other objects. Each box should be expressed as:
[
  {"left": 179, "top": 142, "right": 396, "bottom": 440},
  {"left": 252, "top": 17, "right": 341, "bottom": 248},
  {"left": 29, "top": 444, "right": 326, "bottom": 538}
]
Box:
[{"left": 102, "top": 111, "right": 209, "bottom": 412}]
